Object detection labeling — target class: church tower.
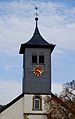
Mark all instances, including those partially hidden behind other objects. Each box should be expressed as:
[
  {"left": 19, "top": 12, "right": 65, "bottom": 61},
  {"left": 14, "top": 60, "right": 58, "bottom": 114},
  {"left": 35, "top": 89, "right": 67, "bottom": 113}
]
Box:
[
  {"left": 19, "top": 8, "right": 55, "bottom": 119},
  {"left": 0, "top": 8, "right": 56, "bottom": 119}
]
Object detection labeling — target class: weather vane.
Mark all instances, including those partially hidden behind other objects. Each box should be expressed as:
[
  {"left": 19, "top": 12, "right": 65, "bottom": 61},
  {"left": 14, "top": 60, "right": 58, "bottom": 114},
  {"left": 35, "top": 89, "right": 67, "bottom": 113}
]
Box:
[{"left": 35, "top": 7, "right": 38, "bottom": 18}]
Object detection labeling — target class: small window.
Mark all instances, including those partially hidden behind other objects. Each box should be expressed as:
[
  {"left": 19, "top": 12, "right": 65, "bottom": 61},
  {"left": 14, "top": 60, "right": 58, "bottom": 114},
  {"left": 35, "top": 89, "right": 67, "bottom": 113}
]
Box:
[
  {"left": 32, "top": 95, "right": 42, "bottom": 111},
  {"left": 35, "top": 98, "right": 40, "bottom": 109},
  {"left": 32, "top": 55, "right": 37, "bottom": 63},
  {"left": 39, "top": 56, "right": 44, "bottom": 63}
]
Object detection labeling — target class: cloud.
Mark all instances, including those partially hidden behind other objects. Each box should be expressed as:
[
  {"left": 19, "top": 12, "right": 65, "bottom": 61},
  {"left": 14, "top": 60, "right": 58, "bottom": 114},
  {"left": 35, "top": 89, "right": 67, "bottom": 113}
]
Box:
[
  {"left": 0, "top": 79, "right": 22, "bottom": 105},
  {"left": 52, "top": 82, "right": 63, "bottom": 95},
  {"left": 4, "top": 64, "right": 13, "bottom": 71},
  {"left": 0, "top": 0, "right": 75, "bottom": 56},
  {"left": 44, "top": 23, "right": 75, "bottom": 51}
]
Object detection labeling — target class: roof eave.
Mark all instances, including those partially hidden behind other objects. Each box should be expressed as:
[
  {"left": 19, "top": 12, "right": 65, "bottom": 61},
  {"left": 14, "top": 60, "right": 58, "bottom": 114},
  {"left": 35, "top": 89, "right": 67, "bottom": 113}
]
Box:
[{"left": 19, "top": 44, "right": 56, "bottom": 54}]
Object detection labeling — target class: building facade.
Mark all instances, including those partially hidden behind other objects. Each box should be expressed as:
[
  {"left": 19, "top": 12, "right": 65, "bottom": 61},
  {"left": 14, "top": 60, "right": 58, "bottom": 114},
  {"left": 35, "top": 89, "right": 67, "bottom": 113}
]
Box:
[{"left": 0, "top": 15, "right": 55, "bottom": 119}]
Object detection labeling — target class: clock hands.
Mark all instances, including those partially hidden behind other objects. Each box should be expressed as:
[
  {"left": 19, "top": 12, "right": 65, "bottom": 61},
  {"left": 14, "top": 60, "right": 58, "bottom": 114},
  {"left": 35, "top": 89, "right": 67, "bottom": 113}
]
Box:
[{"left": 33, "top": 65, "right": 43, "bottom": 76}]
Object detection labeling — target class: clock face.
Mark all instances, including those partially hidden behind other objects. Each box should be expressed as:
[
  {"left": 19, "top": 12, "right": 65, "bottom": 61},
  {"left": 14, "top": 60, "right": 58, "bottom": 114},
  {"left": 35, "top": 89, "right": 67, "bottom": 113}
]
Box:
[{"left": 33, "top": 65, "right": 43, "bottom": 76}]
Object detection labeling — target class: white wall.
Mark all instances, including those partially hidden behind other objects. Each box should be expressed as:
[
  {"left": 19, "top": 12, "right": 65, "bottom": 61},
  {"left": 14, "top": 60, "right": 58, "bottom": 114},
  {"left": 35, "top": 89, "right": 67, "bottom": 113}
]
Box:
[
  {"left": 29, "top": 115, "right": 47, "bottom": 119},
  {"left": 0, "top": 97, "right": 24, "bottom": 119},
  {"left": 24, "top": 94, "right": 47, "bottom": 113},
  {"left": 0, "top": 94, "right": 49, "bottom": 119},
  {"left": 24, "top": 94, "right": 48, "bottom": 119}
]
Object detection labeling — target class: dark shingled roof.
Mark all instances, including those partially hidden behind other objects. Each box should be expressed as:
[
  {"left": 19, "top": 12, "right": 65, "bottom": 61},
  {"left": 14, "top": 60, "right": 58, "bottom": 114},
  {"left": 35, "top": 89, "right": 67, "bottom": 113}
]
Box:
[{"left": 19, "top": 18, "right": 55, "bottom": 54}]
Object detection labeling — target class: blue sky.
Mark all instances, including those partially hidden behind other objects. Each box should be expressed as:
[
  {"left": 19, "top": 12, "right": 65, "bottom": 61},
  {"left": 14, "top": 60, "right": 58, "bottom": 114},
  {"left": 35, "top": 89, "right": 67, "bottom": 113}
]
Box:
[{"left": 0, "top": 0, "right": 75, "bottom": 104}]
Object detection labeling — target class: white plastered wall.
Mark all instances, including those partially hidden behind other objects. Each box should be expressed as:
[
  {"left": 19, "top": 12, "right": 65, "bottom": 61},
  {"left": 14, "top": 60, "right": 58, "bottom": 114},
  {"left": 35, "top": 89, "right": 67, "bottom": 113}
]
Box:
[
  {"left": 0, "top": 94, "right": 49, "bottom": 119},
  {"left": 24, "top": 94, "right": 48, "bottom": 119},
  {"left": 24, "top": 94, "right": 48, "bottom": 113},
  {"left": 0, "top": 97, "right": 24, "bottom": 119}
]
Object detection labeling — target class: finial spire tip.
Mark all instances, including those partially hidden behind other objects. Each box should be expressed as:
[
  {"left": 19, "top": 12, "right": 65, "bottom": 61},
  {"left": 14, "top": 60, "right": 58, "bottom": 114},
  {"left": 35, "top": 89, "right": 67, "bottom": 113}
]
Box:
[
  {"left": 35, "top": 7, "right": 39, "bottom": 27},
  {"left": 35, "top": 7, "right": 38, "bottom": 19}
]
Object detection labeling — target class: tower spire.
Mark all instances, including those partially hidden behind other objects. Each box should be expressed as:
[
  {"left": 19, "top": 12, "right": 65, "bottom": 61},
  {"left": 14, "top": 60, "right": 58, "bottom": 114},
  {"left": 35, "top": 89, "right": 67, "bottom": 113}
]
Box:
[{"left": 35, "top": 7, "right": 38, "bottom": 27}]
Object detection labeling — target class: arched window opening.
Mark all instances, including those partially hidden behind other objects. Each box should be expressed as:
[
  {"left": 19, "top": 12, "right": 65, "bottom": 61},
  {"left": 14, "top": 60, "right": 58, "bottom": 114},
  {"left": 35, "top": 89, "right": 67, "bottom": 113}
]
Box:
[
  {"left": 39, "top": 55, "right": 44, "bottom": 63},
  {"left": 32, "top": 52, "right": 37, "bottom": 63},
  {"left": 39, "top": 52, "right": 44, "bottom": 64},
  {"left": 32, "top": 95, "right": 42, "bottom": 111}
]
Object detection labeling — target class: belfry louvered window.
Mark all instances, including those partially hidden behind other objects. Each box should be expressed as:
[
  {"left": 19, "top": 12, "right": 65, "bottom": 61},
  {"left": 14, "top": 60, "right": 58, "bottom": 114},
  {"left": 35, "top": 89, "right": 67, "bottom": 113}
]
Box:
[
  {"left": 32, "top": 52, "right": 37, "bottom": 63},
  {"left": 39, "top": 55, "right": 44, "bottom": 63}
]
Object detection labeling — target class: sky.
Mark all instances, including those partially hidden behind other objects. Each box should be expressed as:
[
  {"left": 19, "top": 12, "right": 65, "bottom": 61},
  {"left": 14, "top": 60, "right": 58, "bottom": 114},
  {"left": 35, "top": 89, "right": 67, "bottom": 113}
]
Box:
[{"left": 0, "top": 0, "right": 75, "bottom": 104}]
